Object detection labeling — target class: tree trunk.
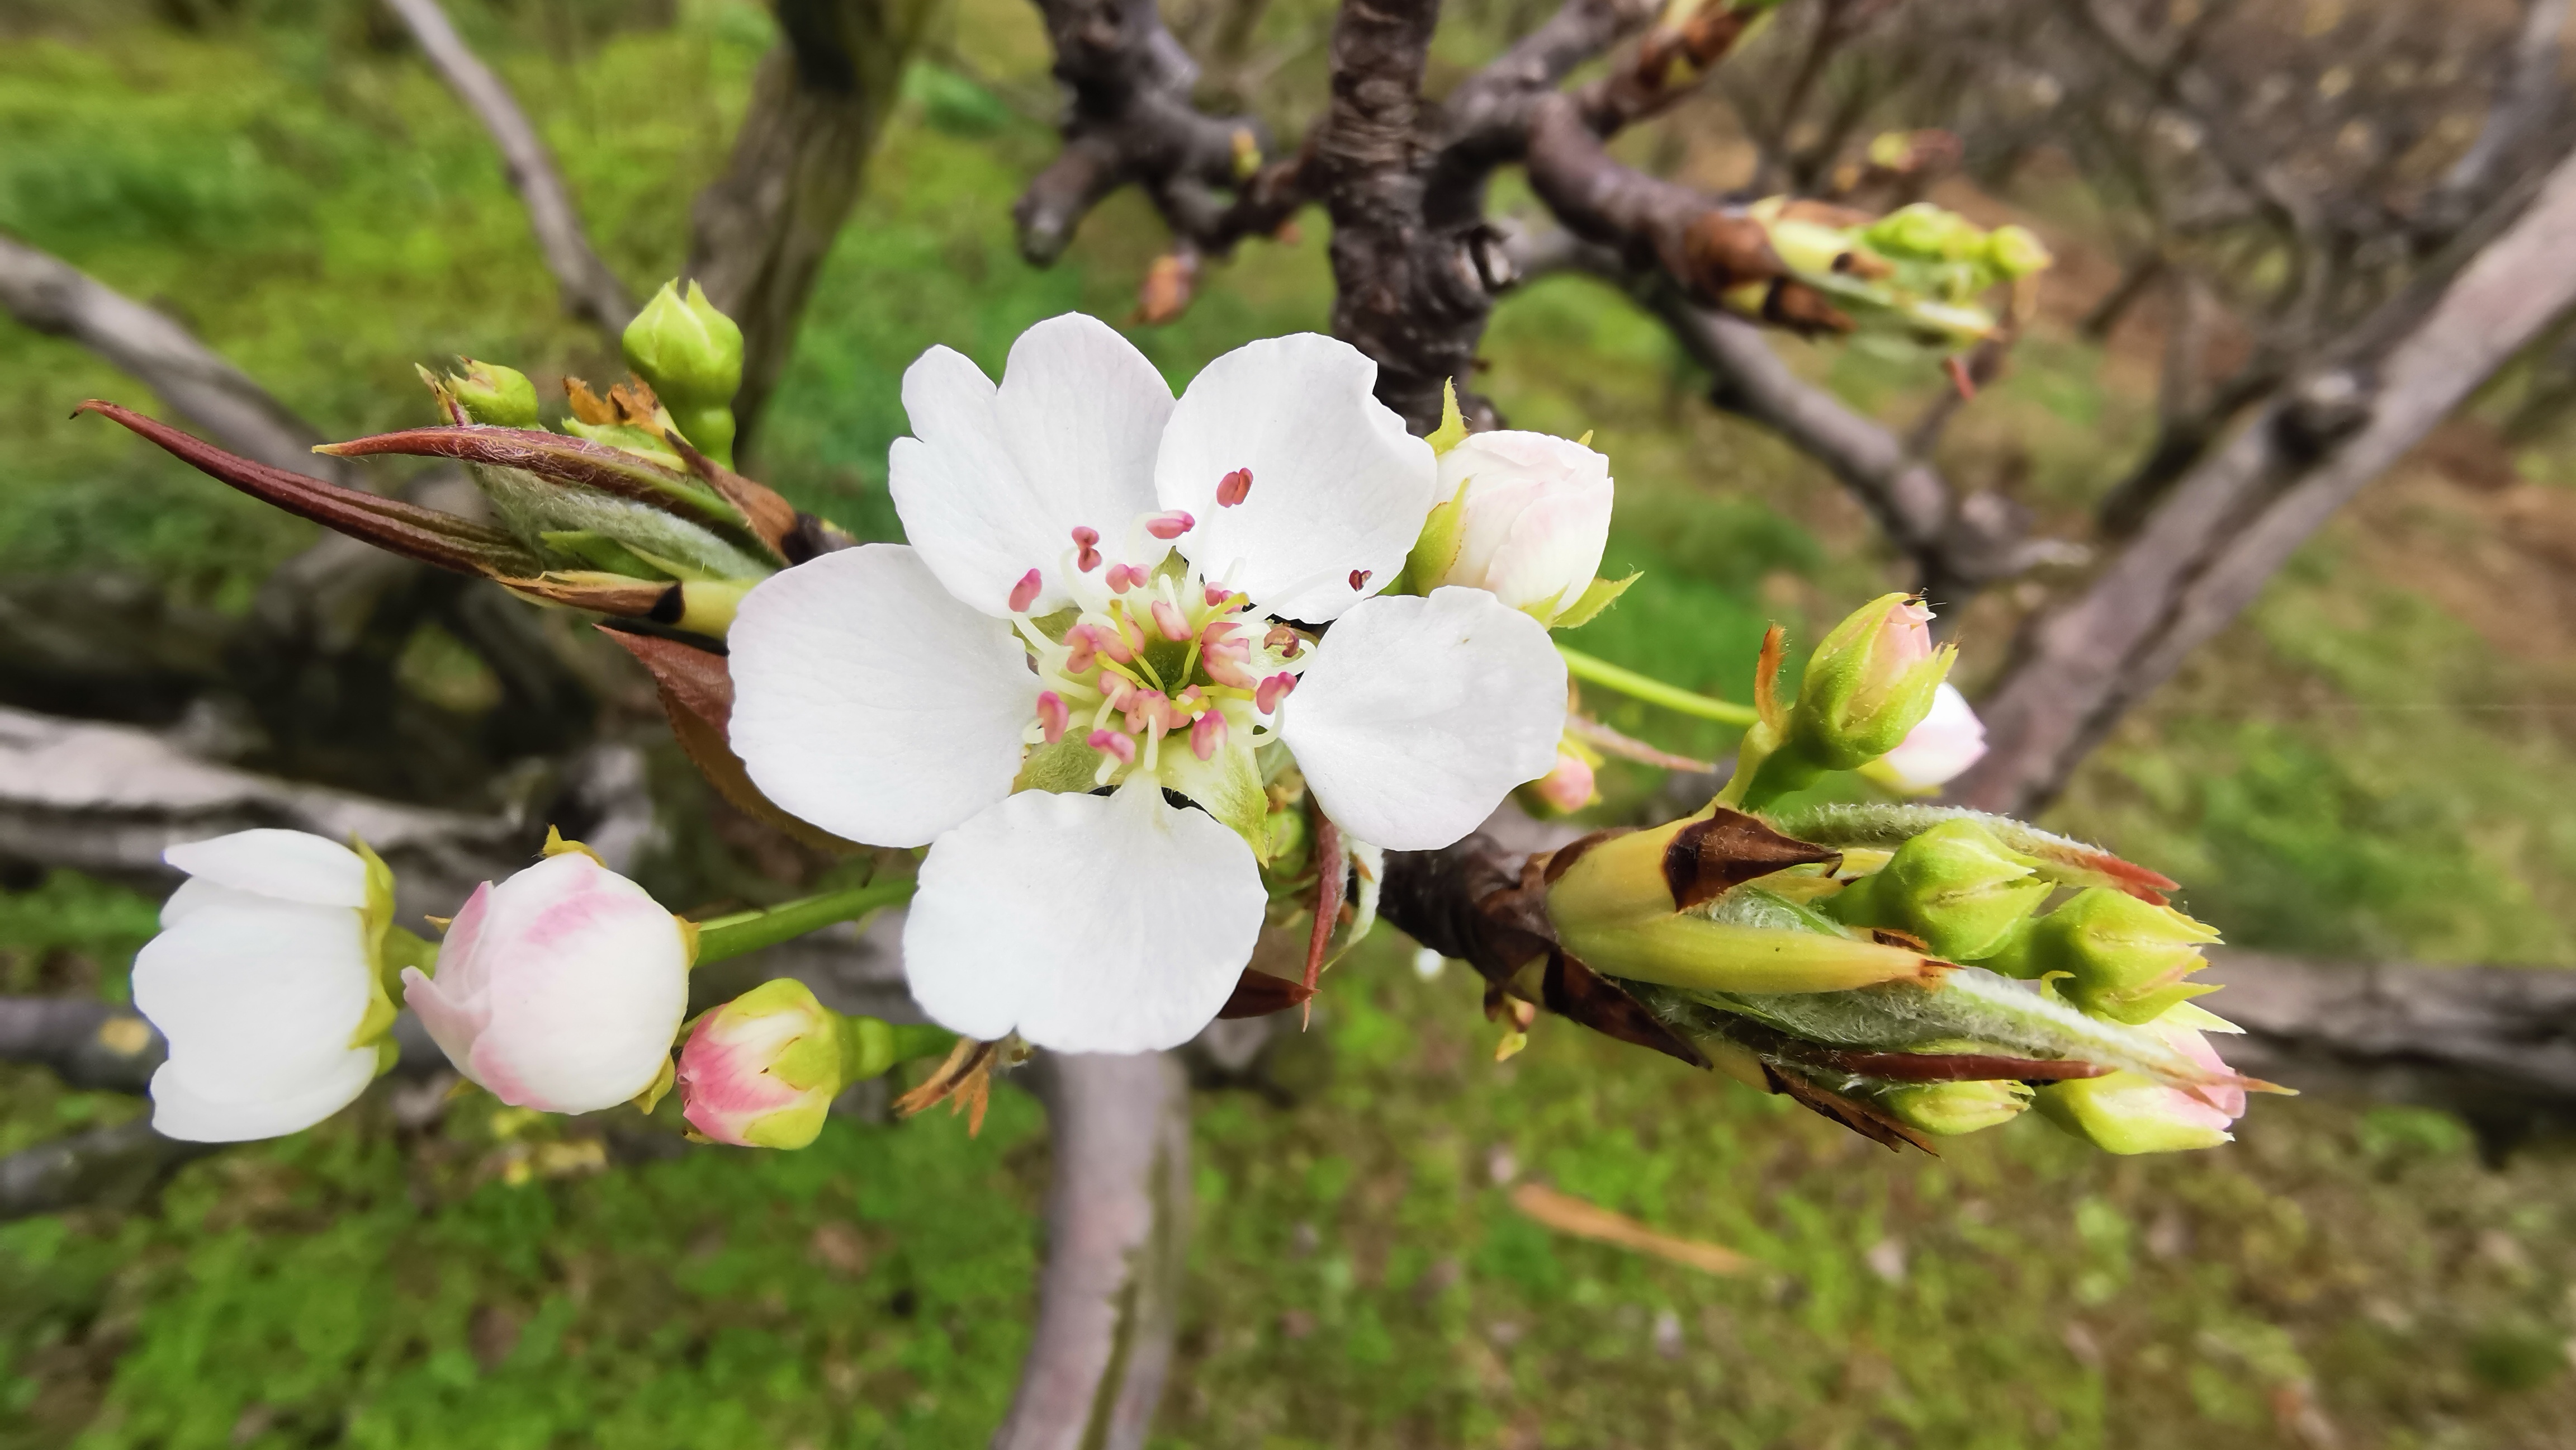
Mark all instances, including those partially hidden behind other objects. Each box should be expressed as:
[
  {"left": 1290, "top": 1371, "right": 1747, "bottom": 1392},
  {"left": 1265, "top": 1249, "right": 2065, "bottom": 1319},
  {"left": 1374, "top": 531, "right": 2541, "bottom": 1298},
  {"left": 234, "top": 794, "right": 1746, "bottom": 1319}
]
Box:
[{"left": 685, "top": 0, "right": 943, "bottom": 462}]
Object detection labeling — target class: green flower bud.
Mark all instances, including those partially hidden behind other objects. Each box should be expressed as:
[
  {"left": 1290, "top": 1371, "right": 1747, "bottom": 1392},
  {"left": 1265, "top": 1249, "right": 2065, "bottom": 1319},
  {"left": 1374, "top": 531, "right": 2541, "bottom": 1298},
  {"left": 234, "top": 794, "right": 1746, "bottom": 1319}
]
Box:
[
  {"left": 1985, "top": 225, "right": 2053, "bottom": 280},
  {"left": 622, "top": 280, "right": 744, "bottom": 465},
  {"left": 2033, "top": 1069, "right": 2234, "bottom": 1154},
  {"left": 1831, "top": 818, "right": 2052, "bottom": 961},
  {"left": 418, "top": 358, "right": 539, "bottom": 428},
  {"left": 1879, "top": 1078, "right": 2030, "bottom": 1136},
  {"left": 1862, "top": 203, "right": 1985, "bottom": 262},
  {"left": 2026, "top": 888, "right": 2222, "bottom": 1024},
  {"left": 1783, "top": 593, "right": 1956, "bottom": 773}
]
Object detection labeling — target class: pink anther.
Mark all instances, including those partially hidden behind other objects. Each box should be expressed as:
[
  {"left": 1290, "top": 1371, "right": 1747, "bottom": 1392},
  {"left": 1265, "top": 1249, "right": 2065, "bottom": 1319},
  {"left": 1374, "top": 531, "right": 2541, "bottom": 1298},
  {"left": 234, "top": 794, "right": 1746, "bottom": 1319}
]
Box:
[
  {"left": 1145, "top": 511, "right": 1196, "bottom": 540},
  {"left": 1200, "top": 633, "right": 1254, "bottom": 689},
  {"left": 1150, "top": 599, "right": 1192, "bottom": 642},
  {"left": 1256, "top": 672, "right": 1298, "bottom": 714},
  {"left": 1348, "top": 568, "right": 1372, "bottom": 592},
  {"left": 1216, "top": 467, "right": 1252, "bottom": 507},
  {"left": 1100, "top": 673, "right": 1138, "bottom": 712},
  {"left": 1204, "top": 584, "right": 1233, "bottom": 609},
  {"left": 1107, "top": 563, "right": 1148, "bottom": 594},
  {"left": 1008, "top": 568, "right": 1043, "bottom": 613},
  {"left": 1190, "top": 710, "right": 1228, "bottom": 761},
  {"left": 1071, "top": 526, "right": 1103, "bottom": 573},
  {"left": 1086, "top": 729, "right": 1137, "bottom": 766},
  {"left": 1264, "top": 623, "right": 1304, "bottom": 659},
  {"left": 1035, "top": 691, "right": 1069, "bottom": 744}
]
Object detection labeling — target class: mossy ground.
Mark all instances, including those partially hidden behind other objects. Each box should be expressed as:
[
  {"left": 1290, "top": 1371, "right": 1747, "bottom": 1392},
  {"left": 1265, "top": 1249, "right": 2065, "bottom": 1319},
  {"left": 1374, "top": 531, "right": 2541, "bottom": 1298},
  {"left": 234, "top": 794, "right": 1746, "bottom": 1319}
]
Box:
[{"left": 4, "top": 0, "right": 2575, "bottom": 1444}]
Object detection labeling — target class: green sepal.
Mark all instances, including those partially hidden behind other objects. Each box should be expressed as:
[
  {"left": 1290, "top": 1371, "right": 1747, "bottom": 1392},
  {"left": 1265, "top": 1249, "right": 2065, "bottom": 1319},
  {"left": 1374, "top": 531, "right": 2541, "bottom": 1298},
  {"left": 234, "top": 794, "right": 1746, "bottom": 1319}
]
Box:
[
  {"left": 1397, "top": 476, "right": 1471, "bottom": 598},
  {"left": 1877, "top": 1078, "right": 2031, "bottom": 1136},
  {"left": 631, "top": 1054, "right": 677, "bottom": 1115},
  {"left": 1016, "top": 735, "right": 1104, "bottom": 794},
  {"left": 541, "top": 529, "right": 678, "bottom": 580},
  {"left": 2034, "top": 1072, "right": 2232, "bottom": 1154},
  {"left": 1547, "top": 571, "right": 1640, "bottom": 631},
  {"left": 1425, "top": 379, "right": 1469, "bottom": 456},
  {"left": 1162, "top": 740, "right": 1270, "bottom": 858},
  {"left": 348, "top": 836, "right": 407, "bottom": 1051},
  {"left": 560, "top": 417, "right": 686, "bottom": 471}
]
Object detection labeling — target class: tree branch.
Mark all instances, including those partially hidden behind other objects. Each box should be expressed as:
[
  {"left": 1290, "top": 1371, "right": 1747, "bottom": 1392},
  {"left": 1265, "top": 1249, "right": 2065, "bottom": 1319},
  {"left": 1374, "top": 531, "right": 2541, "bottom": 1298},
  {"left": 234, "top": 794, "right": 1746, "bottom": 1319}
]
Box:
[
  {"left": 0, "top": 235, "right": 361, "bottom": 487},
  {"left": 992, "top": 1050, "right": 1190, "bottom": 1450},
  {"left": 381, "top": 0, "right": 634, "bottom": 338},
  {"left": 686, "top": 0, "right": 942, "bottom": 461},
  {"left": 2421, "top": 0, "right": 2571, "bottom": 239},
  {"left": 1953, "top": 145, "right": 2576, "bottom": 815},
  {"left": 0, "top": 1118, "right": 216, "bottom": 1222}
]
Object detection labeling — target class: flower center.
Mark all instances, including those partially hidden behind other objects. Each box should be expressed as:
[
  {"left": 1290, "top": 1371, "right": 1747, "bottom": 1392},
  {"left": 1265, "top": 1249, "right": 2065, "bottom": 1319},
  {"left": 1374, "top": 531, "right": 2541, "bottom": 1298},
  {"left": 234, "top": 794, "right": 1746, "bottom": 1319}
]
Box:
[{"left": 1010, "top": 511, "right": 1305, "bottom": 788}]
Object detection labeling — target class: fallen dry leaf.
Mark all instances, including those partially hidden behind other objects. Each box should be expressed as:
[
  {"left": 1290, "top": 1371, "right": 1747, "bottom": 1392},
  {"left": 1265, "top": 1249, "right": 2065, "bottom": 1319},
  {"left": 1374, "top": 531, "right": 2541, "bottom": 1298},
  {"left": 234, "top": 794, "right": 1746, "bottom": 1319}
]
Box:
[{"left": 1508, "top": 1183, "right": 1755, "bottom": 1276}]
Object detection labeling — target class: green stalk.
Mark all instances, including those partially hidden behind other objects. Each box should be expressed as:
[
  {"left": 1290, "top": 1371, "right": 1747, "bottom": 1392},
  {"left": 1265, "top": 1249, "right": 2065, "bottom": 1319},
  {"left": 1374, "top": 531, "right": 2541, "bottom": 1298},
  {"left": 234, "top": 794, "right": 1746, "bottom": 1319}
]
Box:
[
  {"left": 1557, "top": 644, "right": 1760, "bottom": 728},
  {"left": 694, "top": 878, "right": 918, "bottom": 966}
]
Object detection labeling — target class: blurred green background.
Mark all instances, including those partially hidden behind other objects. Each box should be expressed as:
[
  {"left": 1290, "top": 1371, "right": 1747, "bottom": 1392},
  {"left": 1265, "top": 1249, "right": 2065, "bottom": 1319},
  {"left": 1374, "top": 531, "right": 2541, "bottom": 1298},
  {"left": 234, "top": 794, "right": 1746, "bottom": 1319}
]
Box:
[{"left": 4, "top": 0, "right": 2575, "bottom": 1444}]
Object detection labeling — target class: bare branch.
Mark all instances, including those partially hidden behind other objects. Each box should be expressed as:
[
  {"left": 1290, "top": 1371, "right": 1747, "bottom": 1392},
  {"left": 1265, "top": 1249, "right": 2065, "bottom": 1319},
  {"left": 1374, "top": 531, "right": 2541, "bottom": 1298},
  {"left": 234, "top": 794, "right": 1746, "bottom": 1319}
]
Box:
[
  {"left": 1432, "top": 0, "right": 1661, "bottom": 169},
  {"left": 2422, "top": 0, "right": 2571, "bottom": 237},
  {"left": 686, "top": 0, "right": 944, "bottom": 457},
  {"left": 0, "top": 234, "right": 359, "bottom": 487},
  {"left": 0, "top": 998, "right": 162, "bottom": 1093},
  {"left": 993, "top": 1050, "right": 1190, "bottom": 1450},
  {"left": 0, "top": 1118, "right": 215, "bottom": 1222},
  {"left": 1954, "top": 145, "right": 2576, "bottom": 815},
  {"left": 381, "top": 0, "right": 634, "bottom": 338}
]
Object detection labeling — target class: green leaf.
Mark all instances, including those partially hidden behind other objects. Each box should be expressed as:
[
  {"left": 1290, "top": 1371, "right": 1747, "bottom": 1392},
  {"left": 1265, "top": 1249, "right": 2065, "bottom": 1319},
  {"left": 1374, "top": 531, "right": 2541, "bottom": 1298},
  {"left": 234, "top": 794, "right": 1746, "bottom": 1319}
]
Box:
[{"left": 1549, "top": 571, "right": 1640, "bottom": 630}]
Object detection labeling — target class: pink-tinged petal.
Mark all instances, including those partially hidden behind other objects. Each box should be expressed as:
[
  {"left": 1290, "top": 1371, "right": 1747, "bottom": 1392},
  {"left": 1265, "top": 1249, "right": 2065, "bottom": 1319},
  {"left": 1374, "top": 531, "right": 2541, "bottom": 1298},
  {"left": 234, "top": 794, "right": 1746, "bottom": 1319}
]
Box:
[
  {"left": 402, "top": 964, "right": 488, "bottom": 1085},
  {"left": 889, "top": 315, "right": 1172, "bottom": 616},
  {"left": 162, "top": 829, "right": 368, "bottom": 911},
  {"left": 902, "top": 780, "right": 1267, "bottom": 1053},
  {"left": 1154, "top": 334, "right": 1434, "bottom": 622},
  {"left": 676, "top": 1008, "right": 810, "bottom": 1145},
  {"left": 1278, "top": 589, "right": 1566, "bottom": 850},
  {"left": 730, "top": 544, "right": 1039, "bottom": 848},
  {"left": 458, "top": 853, "right": 690, "bottom": 1113},
  {"left": 1876, "top": 682, "right": 1988, "bottom": 791}
]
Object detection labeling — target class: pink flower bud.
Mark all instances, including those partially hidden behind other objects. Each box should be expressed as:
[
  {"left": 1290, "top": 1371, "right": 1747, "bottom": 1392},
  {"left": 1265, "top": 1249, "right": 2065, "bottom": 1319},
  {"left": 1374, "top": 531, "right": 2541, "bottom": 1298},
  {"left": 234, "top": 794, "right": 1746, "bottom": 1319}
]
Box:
[
  {"left": 402, "top": 851, "right": 690, "bottom": 1114},
  {"left": 1531, "top": 749, "right": 1597, "bottom": 814},
  {"left": 676, "top": 977, "right": 848, "bottom": 1149}
]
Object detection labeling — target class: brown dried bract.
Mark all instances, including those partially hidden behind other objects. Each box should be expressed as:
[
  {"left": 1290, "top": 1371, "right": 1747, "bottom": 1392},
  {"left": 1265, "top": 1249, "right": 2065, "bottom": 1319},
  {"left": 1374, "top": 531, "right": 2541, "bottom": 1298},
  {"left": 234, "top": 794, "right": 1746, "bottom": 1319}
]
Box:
[{"left": 1660, "top": 808, "right": 1841, "bottom": 911}]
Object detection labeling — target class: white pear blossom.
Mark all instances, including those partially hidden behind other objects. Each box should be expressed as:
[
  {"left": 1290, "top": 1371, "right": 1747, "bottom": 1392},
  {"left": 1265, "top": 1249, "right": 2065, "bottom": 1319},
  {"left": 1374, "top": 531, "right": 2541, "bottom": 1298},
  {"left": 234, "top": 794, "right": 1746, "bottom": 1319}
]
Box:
[
  {"left": 1423, "top": 429, "right": 1613, "bottom": 619},
  {"left": 1876, "top": 681, "right": 1988, "bottom": 792},
  {"left": 402, "top": 849, "right": 691, "bottom": 1113},
  {"left": 728, "top": 314, "right": 1569, "bottom": 1054},
  {"left": 131, "top": 830, "right": 387, "bottom": 1142}
]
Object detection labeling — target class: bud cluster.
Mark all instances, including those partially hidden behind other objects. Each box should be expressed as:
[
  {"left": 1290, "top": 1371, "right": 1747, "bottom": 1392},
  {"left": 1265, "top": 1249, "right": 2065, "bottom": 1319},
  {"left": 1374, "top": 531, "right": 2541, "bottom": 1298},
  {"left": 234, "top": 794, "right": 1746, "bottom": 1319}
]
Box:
[{"left": 1736, "top": 197, "right": 2052, "bottom": 348}]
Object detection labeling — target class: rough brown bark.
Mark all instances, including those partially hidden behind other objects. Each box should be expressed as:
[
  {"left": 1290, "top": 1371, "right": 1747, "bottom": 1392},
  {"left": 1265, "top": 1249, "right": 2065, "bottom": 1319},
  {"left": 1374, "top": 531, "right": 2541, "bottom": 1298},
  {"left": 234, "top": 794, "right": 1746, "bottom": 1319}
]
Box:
[{"left": 685, "top": 0, "right": 943, "bottom": 461}]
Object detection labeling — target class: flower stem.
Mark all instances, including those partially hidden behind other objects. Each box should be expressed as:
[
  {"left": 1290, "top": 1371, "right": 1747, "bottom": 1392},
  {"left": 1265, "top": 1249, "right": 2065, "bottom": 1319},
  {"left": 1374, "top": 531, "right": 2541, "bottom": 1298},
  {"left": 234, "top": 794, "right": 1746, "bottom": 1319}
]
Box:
[
  {"left": 693, "top": 878, "right": 918, "bottom": 966},
  {"left": 1556, "top": 645, "right": 1760, "bottom": 728}
]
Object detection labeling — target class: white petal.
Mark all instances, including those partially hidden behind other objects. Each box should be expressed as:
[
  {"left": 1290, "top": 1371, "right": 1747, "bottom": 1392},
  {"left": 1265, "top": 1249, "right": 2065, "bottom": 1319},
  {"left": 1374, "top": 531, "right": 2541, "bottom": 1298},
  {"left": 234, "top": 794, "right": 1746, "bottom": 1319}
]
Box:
[
  {"left": 1279, "top": 588, "right": 1568, "bottom": 851},
  {"left": 1154, "top": 333, "right": 1434, "bottom": 622},
  {"left": 1878, "top": 682, "right": 1988, "bottom": 791},
  {"left": 889, "top": 315, "right": 1172, "bottom": 616},
  {"left": 162, "top": 829, "right": 367, "bottom": 911},
  {"left": 902, "top": 780, "right": 1266, "bottom": 1054},
  {"left": 132, "top": 897, "right": 374, "bottom": 1099},
  {"left": 1482, "top": 488, "right": 1613, "bottom": 617},
  {"left": 463, "top": 854, "right": 690, "bottom": 1113},
  {"left": 149, "top": 1046, "right": 378, "bottom": 1142},
  {"left": 730, "top": 544, "right": 1040, "bottom": 847}
]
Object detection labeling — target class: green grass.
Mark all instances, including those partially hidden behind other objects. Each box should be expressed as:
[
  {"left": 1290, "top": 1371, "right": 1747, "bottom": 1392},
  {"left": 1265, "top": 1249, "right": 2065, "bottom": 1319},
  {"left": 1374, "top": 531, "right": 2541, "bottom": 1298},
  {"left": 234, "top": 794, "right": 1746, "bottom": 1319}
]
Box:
[{"left": 6, "top": 0, "right": 2576, "bottom": 1444}]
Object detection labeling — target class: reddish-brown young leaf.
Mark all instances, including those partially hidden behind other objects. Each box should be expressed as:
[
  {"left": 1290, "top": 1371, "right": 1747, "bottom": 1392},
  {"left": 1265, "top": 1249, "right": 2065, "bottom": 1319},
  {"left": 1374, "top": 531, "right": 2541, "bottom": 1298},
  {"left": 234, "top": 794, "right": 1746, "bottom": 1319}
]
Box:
[
  {"left": 1660, "top": 807, "right": 1841, "bottom": 911},
  {"left": 1215, "top": 969, "right": 1315, "bottom": 1020},
  {"left": 596, "top": 626, "right": 859, "bottom": 853}
]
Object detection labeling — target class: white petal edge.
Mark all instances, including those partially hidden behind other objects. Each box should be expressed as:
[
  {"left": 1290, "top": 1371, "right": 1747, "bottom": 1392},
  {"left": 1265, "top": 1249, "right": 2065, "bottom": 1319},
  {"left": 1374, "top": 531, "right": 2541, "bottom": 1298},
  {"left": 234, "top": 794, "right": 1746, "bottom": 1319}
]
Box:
[
  {"left": 1878, "top": 682, "right": 1988, "bottom": 790},
  {"left": 132, "top": 897, "right": 374, "bottom": 1097},
  {"left": 1278, "top": 588, "right": 1568, "bottom": 851},
  {"left": 889, "top": 314, "right": 1172, "bottom": 616},
  {"left": 162, "top": 829, "right": 367, "bottom": 911},
  {"left": 148, "top": 1047, "right": 378, "bottom": 1142},
  {"left": 1154, "top": 333, "right": 1434, "bottom": 623},
  {"left": 729, "top": 543, "right": 1040, "bottom": 848},
  {"left": 902, "top": 779, "right": 1267, "bottom": 1054}
]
